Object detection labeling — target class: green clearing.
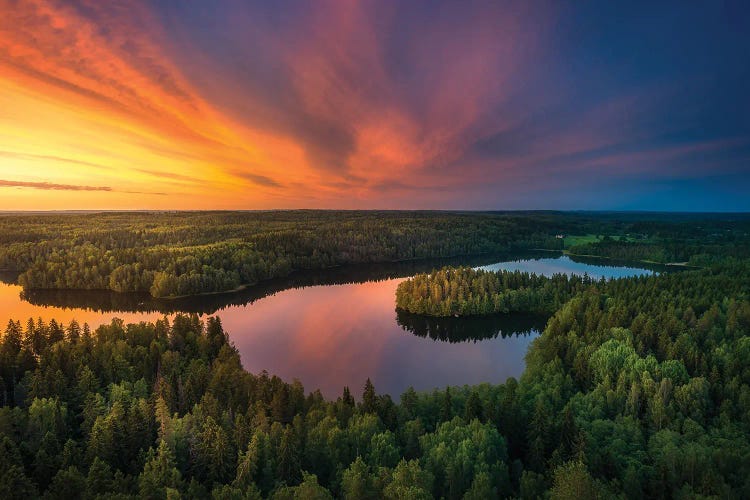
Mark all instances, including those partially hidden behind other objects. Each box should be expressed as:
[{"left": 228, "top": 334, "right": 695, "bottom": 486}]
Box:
[
  {"left": 564, "top": 233, "right": 640, "bottom": 250},
  {"left": 563, "top": 234, "right": 602, "bottom": 248}
]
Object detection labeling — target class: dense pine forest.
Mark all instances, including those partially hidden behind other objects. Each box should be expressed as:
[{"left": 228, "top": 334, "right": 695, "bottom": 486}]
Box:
[
  {"left": 2, "top": 211, "right": 749, "bottom": 298},
  {"left": 0, "top": 259, "right": 748, "bottom": 498},
  {"left": 0, "top": 211, "right": 562, "bottom": 298},
  {"left": 1, "top": 211, "right": 750, "bottom": 498}
]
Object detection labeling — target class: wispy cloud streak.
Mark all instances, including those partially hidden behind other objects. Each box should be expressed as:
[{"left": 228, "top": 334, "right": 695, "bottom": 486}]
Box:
[
  {"left": 0, "top": 179, "right": 112, "bottom": 191},
  {"left": 0, "top": 179, "right": 166, "bottom": 196}
]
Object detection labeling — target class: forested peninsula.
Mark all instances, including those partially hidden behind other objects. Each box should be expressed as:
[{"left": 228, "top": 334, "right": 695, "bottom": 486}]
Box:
[{"left": 395, "top": 267, "right": 598, "bottom": 317}]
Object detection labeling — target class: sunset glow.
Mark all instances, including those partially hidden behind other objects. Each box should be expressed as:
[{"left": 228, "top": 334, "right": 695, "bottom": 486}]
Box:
[{"left": 1, "top": 0, "right": 748, "bottom": 210}]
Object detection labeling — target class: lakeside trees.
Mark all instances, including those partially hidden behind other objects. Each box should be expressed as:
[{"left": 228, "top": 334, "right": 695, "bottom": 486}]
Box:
[
  {"left": 564, "top": 227, "right": 750, "bottom": 265},
  {"left": 0, "top": 315, "right": 521, "bottom": 499},
  {"left": 0, "top": 257, "right": 748, "bottom": 497},
  {"left": 396, "top": 267, "right": 598, "bottom": 317},
  {"left": 0, "top": 211, "right": 562, "bottom": 298},
  {"left": 2, "top": 211, "right": 749, "bottom": 299}
]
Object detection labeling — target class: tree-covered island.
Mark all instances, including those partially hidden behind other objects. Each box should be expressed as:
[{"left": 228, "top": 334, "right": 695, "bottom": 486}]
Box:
[{"left": 396, "top": 267, "right": 599, "bottom": 317}]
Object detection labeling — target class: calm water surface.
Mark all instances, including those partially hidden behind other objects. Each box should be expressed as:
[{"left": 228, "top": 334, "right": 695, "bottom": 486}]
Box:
[{"left": 0, "top": 254, "right": 655, "bottom": 398}]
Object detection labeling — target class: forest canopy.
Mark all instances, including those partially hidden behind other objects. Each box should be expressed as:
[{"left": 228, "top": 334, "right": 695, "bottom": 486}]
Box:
[
  {"left": 0, "top": 255, "right": 749, "bottom": 498},
  {"left": 0, "top": 212, "right": 749, "bottom": 496},
  {"left": 0, "top": 211, "right": 563, "bottom": 298},
  {"left": 1, "top": 211, "right": 749, "bottom": 298}
]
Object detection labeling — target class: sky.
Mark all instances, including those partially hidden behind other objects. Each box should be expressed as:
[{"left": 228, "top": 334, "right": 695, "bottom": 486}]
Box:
[{"left": 0, "top": 0, "right": 748, "bottom": 211}]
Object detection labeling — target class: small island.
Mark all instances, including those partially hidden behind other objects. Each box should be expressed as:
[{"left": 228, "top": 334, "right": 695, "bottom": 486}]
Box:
[{"left": 395, "top": 266, "right": 599, "bottom": 317}]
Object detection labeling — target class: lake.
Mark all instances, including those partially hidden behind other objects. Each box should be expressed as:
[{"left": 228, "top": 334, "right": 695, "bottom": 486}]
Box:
[{"left": 0, "top": 253, "right": 657, "bottom": 398}]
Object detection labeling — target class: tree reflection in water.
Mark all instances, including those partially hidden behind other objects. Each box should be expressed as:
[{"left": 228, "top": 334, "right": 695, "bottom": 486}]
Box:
[
  {"left": 395, "top": 309, "right": 548, "bottom": 343},
  {"left": 18, "top": 251, "right": 558, "bottom": 314}
]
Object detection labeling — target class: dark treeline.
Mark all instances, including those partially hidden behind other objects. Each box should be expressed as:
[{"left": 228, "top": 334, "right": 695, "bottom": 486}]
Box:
[
  {"left": 2, "top": 211, "right": 749, "bottom": 299},
  {"left": 568, "top": 239, "right": 673, "bottom": 263},
  {"left": 396, "top": 267, "right": 600, "bottom": 317},
  {"left": 0, "top": 211, "right": 562, "bottom": 299},
  {"left": 1, "top": 258, "right": 749, "bottom": 498},
  {"left": 566, "top": 234, "right": 750, "bottom": 265}
]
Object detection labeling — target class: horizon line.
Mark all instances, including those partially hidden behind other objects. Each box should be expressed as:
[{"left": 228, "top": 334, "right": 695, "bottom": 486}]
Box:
[{"left": 1, "top": 209, "right": 750, "bottom": 215}]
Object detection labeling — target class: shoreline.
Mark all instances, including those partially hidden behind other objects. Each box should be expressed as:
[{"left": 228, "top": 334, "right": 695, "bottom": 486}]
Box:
[
  {"left": 530, "top": 247, "right": 699, "bottom": 268},
  {"left": 8, "top": 247, "right": 701, "bottom": 301},
  {"left": 563, "top": 250, "right": 699, "bottom": 268},
  {"left": 16, "top": 248, "right": 555, "bottom": 300}
]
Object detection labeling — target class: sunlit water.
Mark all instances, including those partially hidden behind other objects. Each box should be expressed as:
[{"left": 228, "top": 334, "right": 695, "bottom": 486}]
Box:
[{"left": 0, "top": 254, "right": 655, "bottom": 398}]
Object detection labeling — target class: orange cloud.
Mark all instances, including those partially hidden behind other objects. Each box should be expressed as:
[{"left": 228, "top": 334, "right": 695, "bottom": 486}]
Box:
[
  {"left": 0, "top": 0, "right": 308, "bottom": 209},
  {"left": 1, "top": 1, "right": 745, "bottom": 210}
]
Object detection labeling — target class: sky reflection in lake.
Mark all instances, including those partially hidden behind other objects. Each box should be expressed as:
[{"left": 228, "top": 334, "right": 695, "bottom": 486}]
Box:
[{"left": 0, "top": 254, "right": 654, "bottom": 398}]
